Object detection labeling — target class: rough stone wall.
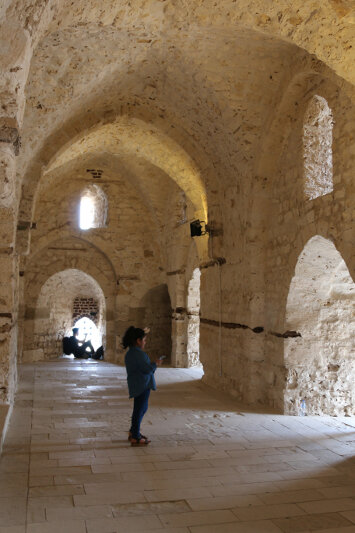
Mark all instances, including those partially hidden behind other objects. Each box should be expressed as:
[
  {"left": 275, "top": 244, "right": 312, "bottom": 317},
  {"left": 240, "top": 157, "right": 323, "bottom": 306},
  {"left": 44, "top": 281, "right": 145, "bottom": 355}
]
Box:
[
  {"left": 186, "top": 268, "right": 201, "bottom": 368},
  {"left": 114, "top": 283, "right": 172, "bottom": 365},
  {"left": 303, "top": 95, "right": 334, "bottom": 200},
  {"left": 141, "top": 284, "right": 172, "bottom": 363},
  {"left": 199, "top": 67, "right": 354, "bottom": 413},
  {"left": 21, "top": 240, "right": 116, "bottom": 362},
  {"left": 259, "top": 72, "right": 355, "bottom": 412},
  {"left": 285, "top": 236, "right": 354, "bottom": 416},
  {"left": 0, "top": 1, "right": 354, "bottom": 416},
  {"left": 22, "top": 268, "right": 105, "bottom": 362},
  {"left": 22, "top": 158, "right": 184, "bottom": 366}
]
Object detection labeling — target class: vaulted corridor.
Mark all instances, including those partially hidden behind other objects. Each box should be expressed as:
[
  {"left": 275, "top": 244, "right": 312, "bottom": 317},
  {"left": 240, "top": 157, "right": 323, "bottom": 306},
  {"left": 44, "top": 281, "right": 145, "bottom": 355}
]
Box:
[{"left": 1, "top": 360, "right": 354, "bottom": 533}]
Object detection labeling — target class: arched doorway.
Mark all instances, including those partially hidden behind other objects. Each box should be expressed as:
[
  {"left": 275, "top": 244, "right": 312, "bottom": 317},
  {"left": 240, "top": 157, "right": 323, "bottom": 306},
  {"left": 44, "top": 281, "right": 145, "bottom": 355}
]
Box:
[
  {"left": 284, "top": 236, "right": 354, "bottom": 416},
  {"left": 187, "top": 268, "right": 202, "bottom": 368},
  {"left": 22, "top": 269, "right": 106, "bottom": 361}
]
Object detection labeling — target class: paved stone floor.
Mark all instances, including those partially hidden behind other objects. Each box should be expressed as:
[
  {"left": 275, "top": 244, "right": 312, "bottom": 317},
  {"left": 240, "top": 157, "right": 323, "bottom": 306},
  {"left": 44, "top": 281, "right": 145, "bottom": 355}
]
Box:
[{"left": 0, "top": 359, "right": 354, "bottom": 533}]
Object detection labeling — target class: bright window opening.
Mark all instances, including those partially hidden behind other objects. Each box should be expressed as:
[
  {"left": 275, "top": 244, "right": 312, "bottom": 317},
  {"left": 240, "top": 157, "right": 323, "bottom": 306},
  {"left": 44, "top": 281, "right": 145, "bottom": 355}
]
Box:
[
  {"left": 74, "top": 316, "right": 102, "bottom": 351},
  {"left": 79, "top": 185, "right": 108, "bottom": 230},
  {"left": 80, "top": 196, "right": 95, "bottom": 230}
]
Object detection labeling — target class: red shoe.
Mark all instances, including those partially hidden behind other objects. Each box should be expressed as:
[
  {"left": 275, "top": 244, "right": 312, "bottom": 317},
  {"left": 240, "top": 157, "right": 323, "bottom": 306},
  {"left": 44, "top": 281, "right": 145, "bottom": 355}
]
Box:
[
  {"left": 128, "top": 431, "right": 148, "bottom": 441},
  {"left": 130, "top": 437, "right": 150, "bottom": 447}
]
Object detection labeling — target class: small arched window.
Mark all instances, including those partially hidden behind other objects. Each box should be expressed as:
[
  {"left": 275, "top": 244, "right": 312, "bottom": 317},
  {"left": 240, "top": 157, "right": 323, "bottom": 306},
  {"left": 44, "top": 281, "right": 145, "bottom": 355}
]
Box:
[
  {"left": 303, "top": 95, "right": 333, "bottom": 200},
  {"left": 79, "top": 185, "right": 108, "bottom": 230}
]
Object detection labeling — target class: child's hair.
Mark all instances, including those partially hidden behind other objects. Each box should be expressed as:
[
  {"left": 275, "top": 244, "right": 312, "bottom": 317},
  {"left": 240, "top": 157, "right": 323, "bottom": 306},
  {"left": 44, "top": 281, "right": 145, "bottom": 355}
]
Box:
[{"left": 122, "top": 326, "right": 146, "bottom": 349}]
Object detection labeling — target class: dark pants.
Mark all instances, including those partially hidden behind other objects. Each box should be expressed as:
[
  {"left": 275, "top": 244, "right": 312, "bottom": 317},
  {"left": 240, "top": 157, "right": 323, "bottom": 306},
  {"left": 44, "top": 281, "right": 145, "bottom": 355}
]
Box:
[
  {"left": 130, "top": 389, "right": 150, "bottom": 439},
  {"left": 74, "top": 342, "right": 104, "bottom": 359},
  {"left": 74, "top": 340, "right": 94, "bottom": 358}
]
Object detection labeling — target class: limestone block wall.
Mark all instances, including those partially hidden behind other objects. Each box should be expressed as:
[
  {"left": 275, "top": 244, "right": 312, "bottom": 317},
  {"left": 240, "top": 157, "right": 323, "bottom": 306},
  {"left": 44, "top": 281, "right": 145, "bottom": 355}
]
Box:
[
  {"left": 284, "top": 236, "right": 354, "bottom": 416},
  {"left": 0, "top": 135, "right": 21, "bottom": 405},
  {"left": 21, "top": 155, "right": 187, "bottom": 365},
  {"left": 22, "top": 265, "right": 106, "bottom": 362},
  {"left": 1, "top": 0, "right": 354, "bottom": 416},
  {"left": 0, "top": 28, "right": 25, "bottom": 403},
  {"left": 261, "top": 72, "right": 355, "bottom": 414},
  {"left": 141, "top": 284, "right": 172, "bottom": 363},
  {"left": 115, "top": 283, "right": 172, "bottom": 365},
  {"left": 198, "top": 64, "right": 355, "bottom": 414}
]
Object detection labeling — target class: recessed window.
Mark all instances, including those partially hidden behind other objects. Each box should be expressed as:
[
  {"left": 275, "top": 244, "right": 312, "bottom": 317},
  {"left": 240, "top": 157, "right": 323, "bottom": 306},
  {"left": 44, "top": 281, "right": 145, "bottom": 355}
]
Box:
[
  {"left": 303, "top": 95, "right": 333, "bottom": 200},
  {"left": 80, "top": 196, "right": 95, "bottom": 230},
  {"left": 79, "top": 185, "right": 108, "bottom": 230}
]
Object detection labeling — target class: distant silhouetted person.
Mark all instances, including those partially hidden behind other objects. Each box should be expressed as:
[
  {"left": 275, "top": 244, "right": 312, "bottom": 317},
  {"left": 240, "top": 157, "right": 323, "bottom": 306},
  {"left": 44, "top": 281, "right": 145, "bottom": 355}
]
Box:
[{"left": 63, "top": 328, "right": 104, "bottom": 360}]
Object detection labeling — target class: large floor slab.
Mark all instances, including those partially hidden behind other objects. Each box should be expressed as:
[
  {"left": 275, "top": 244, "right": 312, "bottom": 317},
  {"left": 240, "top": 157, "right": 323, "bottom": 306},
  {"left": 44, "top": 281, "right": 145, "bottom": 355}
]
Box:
[{"left": 0, "top": 359, "right": 354, "bottom": 533}]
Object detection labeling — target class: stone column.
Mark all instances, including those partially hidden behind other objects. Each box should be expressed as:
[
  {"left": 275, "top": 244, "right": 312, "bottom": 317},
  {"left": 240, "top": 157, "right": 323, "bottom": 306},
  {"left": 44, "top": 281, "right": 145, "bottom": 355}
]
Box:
[
  {"left": 0, "top": 120, "right": 21, "bottom": 404},
  {"left": 171, "top": 309, "right": 188, "bottom": 367},
  {"left": 168, "top": 272, "right": 189, "bottom": 367}
]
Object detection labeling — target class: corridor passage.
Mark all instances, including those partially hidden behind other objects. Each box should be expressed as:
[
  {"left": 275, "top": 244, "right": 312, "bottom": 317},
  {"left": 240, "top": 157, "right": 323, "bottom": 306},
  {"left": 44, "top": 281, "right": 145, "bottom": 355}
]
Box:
[{"left": 0, "top": 360, "right": 354, "bottom": 533}]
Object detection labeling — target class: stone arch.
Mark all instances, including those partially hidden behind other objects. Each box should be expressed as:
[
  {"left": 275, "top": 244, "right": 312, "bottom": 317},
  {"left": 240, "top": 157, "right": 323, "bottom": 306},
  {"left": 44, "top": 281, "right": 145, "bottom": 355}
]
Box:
[
  {"left": 256, "top": 70, "right": 344, "bottom": 187},
  {"left": 23, "top": 268, "right": 106, "bottom": 362},
  {"left": 243, "top": 68, "right": 355, "bottom": 411},
  {"left": 46, "top": 117, "right": 207, "bottom": 220},
  {"left": 20, "top": 236, "right": 117, "bottom": 362},
  {"left": 2, "top": 2, "right": 354, "bottom": 414},
  {"left": 17, "top": 113, "right": 209, "bottom": 257},
  {"left": 26, "top": 232, "right": 117, "bottom": 285},
  {"left": 252, "top": 68, "right": 355, "bottom": 324},
  {"left": 284, "top": 235, "right": 355, "bottom": 416},
  {"left": 5, "top": 3, "right": 355, "bottom": 113}
]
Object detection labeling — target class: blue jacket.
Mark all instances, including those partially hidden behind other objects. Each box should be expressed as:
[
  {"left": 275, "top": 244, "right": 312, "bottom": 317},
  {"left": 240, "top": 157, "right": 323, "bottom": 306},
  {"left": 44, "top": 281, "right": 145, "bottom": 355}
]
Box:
[{"left": 125, "top": 346, "right": 157, "bottom": 398}]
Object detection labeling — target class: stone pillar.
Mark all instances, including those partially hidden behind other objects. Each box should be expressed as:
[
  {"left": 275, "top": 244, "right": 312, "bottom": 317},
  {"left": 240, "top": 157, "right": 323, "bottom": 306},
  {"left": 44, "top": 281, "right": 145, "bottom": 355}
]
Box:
[
  {"left": 0, "top": 138, "right": 19, "bottom": 404},
  {"left": 105, "top": 296, "right": 116, "bottom": 363},
  {"left": 171, "top": 309, "right": 188, "bottom": 367},
  {"left": 168, "top": 272, "right": 189, "bottom": 367},
  {"left": 0, "top": 21, "right": 32, "bottom": 409}
]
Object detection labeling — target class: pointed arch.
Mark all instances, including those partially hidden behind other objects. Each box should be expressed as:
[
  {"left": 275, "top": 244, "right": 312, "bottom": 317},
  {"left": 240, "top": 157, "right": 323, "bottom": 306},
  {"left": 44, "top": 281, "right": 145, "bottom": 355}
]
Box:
[
  {"left": 284, "top": 235, "right": 354, "bottom": 416},
  {"left": 23, "top": 268, "right": 106, "bottom": 362}
]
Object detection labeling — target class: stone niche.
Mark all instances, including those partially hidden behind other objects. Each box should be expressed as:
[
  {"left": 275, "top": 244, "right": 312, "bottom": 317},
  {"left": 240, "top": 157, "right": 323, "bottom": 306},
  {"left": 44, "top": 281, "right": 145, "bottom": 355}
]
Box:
[
  {"left": 284, "top": 236, "right": 355, "bottom": 416},
  {"left": 23, "top": 269, "right": 105, "bottom": 361},
  {"left": 141, "top": 284, "right": 172, "bottom": 363}
]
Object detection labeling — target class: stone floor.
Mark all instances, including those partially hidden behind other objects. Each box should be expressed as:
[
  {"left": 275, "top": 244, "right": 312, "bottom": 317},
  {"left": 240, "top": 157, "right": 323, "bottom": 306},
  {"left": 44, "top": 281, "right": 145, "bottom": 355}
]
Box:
[{"left": 0, "top": 359, "right": 355, "bottom": 533}]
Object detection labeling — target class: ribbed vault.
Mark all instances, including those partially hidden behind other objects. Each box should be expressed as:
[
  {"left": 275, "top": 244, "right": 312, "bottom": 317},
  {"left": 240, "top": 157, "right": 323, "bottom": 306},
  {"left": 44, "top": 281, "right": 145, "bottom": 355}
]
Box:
[{"left": 45, "top": 117, "right": 207, "bottom": 221}]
